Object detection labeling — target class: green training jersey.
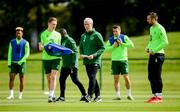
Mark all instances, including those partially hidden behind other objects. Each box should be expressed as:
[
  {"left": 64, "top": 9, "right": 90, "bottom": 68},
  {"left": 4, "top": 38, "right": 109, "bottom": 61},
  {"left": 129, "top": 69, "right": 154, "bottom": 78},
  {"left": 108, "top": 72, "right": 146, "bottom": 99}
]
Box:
[
  {"left": 146, "top": 23, "right": 168, "bottom": 54},
  {"left": 80, "top": 29, "right": 105, "bottom": 65},
  {"left": 61, "top": 35, "right": 78, "bottom": 68},
  {"left": 8, "top": 38, "right": 30, "bottom": 65},
  {"left": 40, "top": 29, "right": 61, "bottom": 60},
  {"left": 105, "top": 35, "right": 134, "bottom": 61}
]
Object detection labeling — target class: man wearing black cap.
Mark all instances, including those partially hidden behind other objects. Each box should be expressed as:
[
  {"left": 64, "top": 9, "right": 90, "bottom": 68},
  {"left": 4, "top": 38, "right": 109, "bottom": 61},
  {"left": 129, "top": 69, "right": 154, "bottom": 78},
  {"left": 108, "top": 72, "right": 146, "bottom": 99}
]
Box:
[{"left": 7, "top": 27, "right": 30, "bottom": 99}]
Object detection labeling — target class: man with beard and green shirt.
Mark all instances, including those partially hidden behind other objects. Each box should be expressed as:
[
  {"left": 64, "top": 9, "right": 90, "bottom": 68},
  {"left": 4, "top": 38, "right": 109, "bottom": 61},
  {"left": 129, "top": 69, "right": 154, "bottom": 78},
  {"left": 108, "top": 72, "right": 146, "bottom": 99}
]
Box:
[
  {"left": 145, "top": 12, "right": 168, "bottom": 103},
  {"left": 56, "top": 28, "right": 87, "bottom": 102},
  {"left": 80, "top": 17, "right": 105, "bottom": 102}
]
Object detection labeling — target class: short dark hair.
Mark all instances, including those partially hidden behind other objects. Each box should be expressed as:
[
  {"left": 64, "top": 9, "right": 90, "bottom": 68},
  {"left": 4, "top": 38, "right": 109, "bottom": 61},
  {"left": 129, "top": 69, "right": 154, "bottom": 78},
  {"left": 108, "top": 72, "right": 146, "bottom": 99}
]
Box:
[
  {"left": 148, "top": 12, "right": 158, "bottom": 20},
  {"left": 59, "top": 28, "right": 67, "bottom": 36},
  {"left": 112, "top": 24, "right": 121, "bottom": 30},
  {"left": 48, "top": 17, "right": 57, "bottom": 23},
  {"left": 59, "top": 28, "right": 67, "bottom": 33}
]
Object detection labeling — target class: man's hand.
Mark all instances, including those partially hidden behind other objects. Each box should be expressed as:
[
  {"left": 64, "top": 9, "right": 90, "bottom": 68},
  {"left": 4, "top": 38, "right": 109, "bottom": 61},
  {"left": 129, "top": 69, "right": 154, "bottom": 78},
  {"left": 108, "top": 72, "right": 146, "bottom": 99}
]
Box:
[
  {"left": 80, "top": 55, "right": 88, "bottom": 59},
  {"left": 38, "top": 43, "right": 44, "bottom": 51},
  {"left": 87, "top": 55, "right": 94, "bottom": 60},
  {"left": 149, "top": 51, "right": 155, "bottom": 55},
  {"left": 146, "top": 48, "right": 155, "bottom": 55},
  {"left": 116, "top": 39, "right": 122, "bottom": 45},
  {"left": 80, "top": 55, "right": 94, "bottom": 60},
  {"left": 113, "top": 41, "right": 119, "bottom": 48},
  {"left": 146, "top": 48, "right": 149, "bottom": 53}
]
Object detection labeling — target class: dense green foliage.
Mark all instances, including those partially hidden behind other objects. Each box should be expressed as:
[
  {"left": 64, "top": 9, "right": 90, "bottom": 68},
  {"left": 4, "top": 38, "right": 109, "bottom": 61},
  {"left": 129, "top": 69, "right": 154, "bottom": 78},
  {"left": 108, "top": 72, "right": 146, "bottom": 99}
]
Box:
[{"left": 0, "top": 0, "right": 180, "bottom": 58}]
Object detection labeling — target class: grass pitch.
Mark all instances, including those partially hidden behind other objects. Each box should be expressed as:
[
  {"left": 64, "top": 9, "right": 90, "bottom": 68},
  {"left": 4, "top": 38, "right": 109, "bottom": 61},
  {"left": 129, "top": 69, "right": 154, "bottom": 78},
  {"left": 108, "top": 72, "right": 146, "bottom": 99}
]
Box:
[{"left": 0, "top": 32, "right": 180, "bottom": 111}]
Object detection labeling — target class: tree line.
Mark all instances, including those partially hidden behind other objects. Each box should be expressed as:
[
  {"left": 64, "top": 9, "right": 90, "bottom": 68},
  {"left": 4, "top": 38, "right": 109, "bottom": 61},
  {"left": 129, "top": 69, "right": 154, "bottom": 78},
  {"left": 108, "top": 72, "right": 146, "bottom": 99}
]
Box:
[{"left": 0, "top": 0, "right": 179, "bottom": 59}]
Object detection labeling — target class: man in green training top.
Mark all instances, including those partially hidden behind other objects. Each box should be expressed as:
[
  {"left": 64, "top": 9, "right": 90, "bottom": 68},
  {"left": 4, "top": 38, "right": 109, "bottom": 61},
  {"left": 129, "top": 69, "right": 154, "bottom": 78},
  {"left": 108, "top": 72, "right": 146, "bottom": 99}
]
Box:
[
  {"left": 7, "top": 27, "right": 30, "bottom": 100},
  {"left": 80, "top": 17, "right": 105, "bottom": 102},
  {"left": 39, "top": 17, "right": 61, "bottom": 103},
  {"left": 56, "top": 28, "right": 87, "bottom": 102},
  {"left": 145, "top": 12, "right": 168, "bottom": 103},
  {"left": 105, "top": 24, "right": 134, "bottom": 101}
]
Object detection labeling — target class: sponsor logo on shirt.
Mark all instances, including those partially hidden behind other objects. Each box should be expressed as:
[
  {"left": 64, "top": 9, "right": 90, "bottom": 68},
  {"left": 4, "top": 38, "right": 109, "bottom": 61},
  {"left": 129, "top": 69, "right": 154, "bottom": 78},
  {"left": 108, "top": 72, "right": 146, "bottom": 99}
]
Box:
[{"left": 90, "top": 36, "right": 94, "bottom": 40}]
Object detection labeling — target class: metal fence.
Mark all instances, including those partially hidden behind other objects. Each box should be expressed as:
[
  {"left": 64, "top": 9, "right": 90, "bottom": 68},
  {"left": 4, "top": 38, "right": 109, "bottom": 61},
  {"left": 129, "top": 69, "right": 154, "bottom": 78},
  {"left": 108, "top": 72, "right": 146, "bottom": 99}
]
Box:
[{"left": 26, "top": 57, "right": 180, "bottom": 90}]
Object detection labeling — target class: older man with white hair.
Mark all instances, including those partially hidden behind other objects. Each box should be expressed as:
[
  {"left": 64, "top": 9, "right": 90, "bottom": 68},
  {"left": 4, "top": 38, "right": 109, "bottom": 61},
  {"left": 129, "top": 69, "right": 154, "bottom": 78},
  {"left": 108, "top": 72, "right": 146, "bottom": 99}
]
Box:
[{"left": 79, "top": 17, "right": 105, "bottom": 102}]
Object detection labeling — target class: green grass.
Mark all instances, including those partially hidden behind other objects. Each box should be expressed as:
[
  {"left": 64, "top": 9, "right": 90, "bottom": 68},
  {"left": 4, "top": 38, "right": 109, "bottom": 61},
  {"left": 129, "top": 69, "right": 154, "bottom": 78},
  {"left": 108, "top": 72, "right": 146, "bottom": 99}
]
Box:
[{"left": 0, "top": 32, "right": 180, "bottom": 111}]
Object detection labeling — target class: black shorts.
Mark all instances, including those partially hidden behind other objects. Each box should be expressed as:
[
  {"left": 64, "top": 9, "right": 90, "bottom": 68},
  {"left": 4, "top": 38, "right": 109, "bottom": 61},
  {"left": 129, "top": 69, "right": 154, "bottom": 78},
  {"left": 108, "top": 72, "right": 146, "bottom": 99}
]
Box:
[{"left": 10, "top": 62, "right": 26, "bottom": 75}]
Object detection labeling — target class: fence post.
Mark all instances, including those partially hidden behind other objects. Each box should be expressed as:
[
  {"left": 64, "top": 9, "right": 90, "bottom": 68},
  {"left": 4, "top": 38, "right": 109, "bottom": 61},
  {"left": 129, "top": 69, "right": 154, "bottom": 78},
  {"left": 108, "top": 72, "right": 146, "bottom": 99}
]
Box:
[
  {"left": 99, "top": 59, "right": 102, "bottom": 90},
  {"left": 42, "top": 60, "right": 45, "bottom": 90}
]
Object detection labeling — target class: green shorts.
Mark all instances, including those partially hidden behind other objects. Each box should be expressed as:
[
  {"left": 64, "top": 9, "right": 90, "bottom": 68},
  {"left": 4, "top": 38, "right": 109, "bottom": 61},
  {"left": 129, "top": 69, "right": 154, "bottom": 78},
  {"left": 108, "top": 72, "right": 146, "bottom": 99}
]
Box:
[
  {"left": 43, "top": 59, "right": 60, "bottom": 74},
  {"left": 111, "top": 60, "right": 129, "bottom": 75},
  {"left": 10, "top": 62, "right": 26, "bottom": 75}
]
